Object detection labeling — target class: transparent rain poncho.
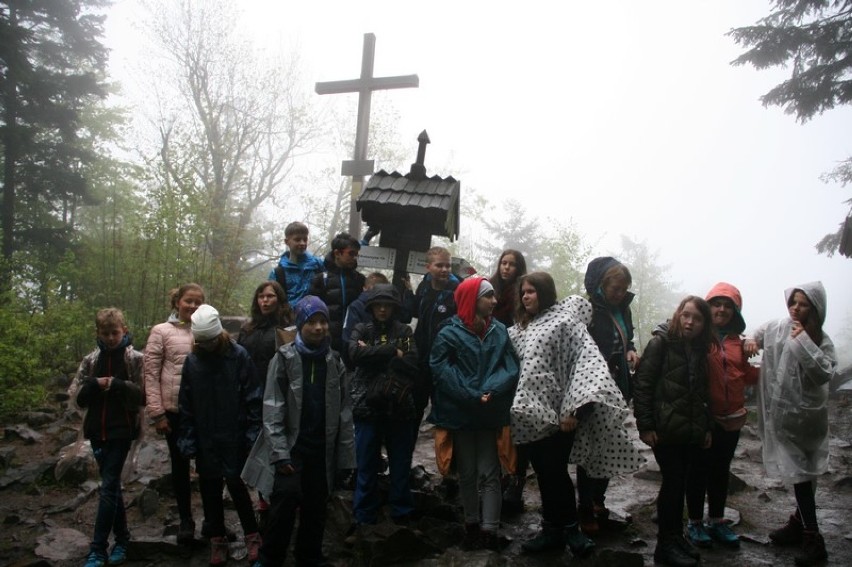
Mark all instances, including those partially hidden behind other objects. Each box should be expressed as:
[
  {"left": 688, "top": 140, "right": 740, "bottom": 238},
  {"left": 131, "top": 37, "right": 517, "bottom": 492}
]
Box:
[{"left": 755, "top": 281, "right": 837, "bottom": 485}]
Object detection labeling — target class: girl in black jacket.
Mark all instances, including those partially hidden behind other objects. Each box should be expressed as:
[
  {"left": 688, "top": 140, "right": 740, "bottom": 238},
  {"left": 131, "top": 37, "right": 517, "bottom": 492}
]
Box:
[{"left": 634, "top": 296, "right": 713, "bottom": 567}]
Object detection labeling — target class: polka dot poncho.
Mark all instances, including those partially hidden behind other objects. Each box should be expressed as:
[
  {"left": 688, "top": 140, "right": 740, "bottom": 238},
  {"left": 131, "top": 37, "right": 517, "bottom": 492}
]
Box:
[{"left": 509, "top": 296, "right": 645, "bottom": 478}]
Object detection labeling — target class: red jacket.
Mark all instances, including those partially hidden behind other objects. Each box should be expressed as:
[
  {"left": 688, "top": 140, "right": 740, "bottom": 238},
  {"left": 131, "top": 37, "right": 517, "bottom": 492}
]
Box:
[{"left": 705, "top": 282, "right": 759, "bottom": 418}]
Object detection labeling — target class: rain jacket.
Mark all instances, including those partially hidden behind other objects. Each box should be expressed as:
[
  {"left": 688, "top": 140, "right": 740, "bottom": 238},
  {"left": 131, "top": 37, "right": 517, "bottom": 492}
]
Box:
[
  {"left": 705, "top": 282, "right": 759, "bottom": 423},
  {"left": 348, "top": 284, "right": 420, "bottom": 421},
  {"left": 584, "top": 257, "right": 637, "bottom": 400},
  {"left": 754, "top": 281, "right": 837, "bottom": 484},
  {"left": 428, "top": 277, "right": 519, "bottom": 430},
  {"left": 144, "top": 314, "right": 193, "bottom": 420},
  {"left": 633, "top": 333, "right": 711, "bottom": 446},
  {"left": 509, "top": 296, "right": 644, "bottom": 478},
  {"left": 177, "top": 341, "right": 262, "bottom": 478},
  {"left": 241, "top": 342, "right": 355, "bottom": 495},
  {"left": 75, "top": 342, "right": 145, "bottom": 441},
  {"left": 269, "top": 251, "right": 326, "bottom": 307}
]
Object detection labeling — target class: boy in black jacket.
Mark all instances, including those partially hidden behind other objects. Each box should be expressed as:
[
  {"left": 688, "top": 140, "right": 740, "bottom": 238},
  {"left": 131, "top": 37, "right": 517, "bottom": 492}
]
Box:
[{"left": 74, "top": 308, "right": 145, "bottom": 567}]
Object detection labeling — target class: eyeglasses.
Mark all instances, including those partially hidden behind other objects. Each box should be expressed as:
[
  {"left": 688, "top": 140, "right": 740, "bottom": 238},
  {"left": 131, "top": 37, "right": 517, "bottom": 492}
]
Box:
[{"left": 341, "top": 249, "right": 359, "bottom": 257}]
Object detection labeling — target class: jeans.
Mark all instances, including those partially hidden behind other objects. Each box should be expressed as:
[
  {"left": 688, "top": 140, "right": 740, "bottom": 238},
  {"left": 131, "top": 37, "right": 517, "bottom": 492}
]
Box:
[
  {"left": 526, "top": 430, "right": 577, "bottom": 527},
  {"left": 686, "top": 423, "right": 740, "bottom": 520},
  {"left": 259, "top": 452, "right": 328, "bottom": 567},
  {"left": 165, "top": 411, "right": 193, "bottom": 521},
  {"left": 198, "top": 475, "right": 258, "bottom": 537},
  {"left": 90, "top": 438, "right": 132, "bottom": 555},
  {"left": 454, "top": 429, "right": 502, "bottom": 530},
  {"left": 353, "top": 418, "right": 416, "bottom": 524},
  {"left": 653, "top": 443, "right": 702, "bottom": 536}
]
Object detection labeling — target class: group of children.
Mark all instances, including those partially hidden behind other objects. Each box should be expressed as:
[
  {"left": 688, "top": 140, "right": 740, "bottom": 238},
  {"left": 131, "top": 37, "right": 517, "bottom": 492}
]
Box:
[{"left": 72, "top": 220, "right": 837, "bottom": 567}]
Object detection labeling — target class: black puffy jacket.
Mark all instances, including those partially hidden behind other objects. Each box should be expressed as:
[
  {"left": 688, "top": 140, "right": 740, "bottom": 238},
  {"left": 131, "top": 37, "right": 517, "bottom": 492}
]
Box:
[
  {"left": 633, "top": 334, "right": 710, "bottom": 446},
  {"left": 310, "top": 253, "right": 366, "bottom": 354}
]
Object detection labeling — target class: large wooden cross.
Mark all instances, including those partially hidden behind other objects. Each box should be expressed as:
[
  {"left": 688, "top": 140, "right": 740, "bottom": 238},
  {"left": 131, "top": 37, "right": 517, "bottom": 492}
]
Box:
[{"left": 316, "top": 33, "right": 419, "bottom": 238}]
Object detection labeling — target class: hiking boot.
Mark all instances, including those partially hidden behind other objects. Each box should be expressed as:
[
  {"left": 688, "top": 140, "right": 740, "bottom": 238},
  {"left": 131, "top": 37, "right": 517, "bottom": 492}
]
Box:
[
  {"left": 107, "top": 543, "right": 128, "bottom": 565},
  {"left": 705, "top": 520, "right": 740, "bottom": 547},
  {"left": 480, "top": 529, "right": 511, "bottom": 552},
  {"left": 461, "top": 523, "right": 482, "bottom": 551},
  {"left": 245, "top": 532, "right": 262, "bottom": 563},
  {"left": 770, "top": 513, "right": 804, "bottom": 546},
  {"left": 686, "top": 522, "right": 712, "bottom": 548},
  {"left": 564, "top": 524, "right": 595, "bottom": 557},
  {"left": 177, "top": 518, "right": 195, "bottom": 546},
  {"left": 578, "top": 505, "right": 599, "bottom": 536},
  {"left": 674, "top": 533, "right": 701, "bottom": 561},
  {"left": 502, "top": 474, "right": 525, "bottom": 516},
  {"left": 83, "top": 551, "right": 107, "bottom": 567},
  {"left": 521, "top": 523, "right": 565, "bottom": 553},
  {"left": 209, "top": 536, "right": 229, "bottom": 566},
  {"left": 343, "top": 523, "right": 363, "bottom": 547},
  {"left": 654, "top": 535, "right": 698, "bottom": 567},
  {"left": 794, "top": 530, "right": 828, "bottom": 566}
]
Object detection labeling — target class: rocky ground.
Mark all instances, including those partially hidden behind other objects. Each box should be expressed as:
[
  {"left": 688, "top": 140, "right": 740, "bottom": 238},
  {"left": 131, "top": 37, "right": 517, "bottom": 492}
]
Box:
[{"left": 1, "top": 396, "right": 851, "bottom": 567}]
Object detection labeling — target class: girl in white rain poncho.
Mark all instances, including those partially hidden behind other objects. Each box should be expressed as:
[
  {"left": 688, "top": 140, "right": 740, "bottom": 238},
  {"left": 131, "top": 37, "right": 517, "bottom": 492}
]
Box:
[{"left": 745, "top": 281, "right": 836, "bottom": 567}]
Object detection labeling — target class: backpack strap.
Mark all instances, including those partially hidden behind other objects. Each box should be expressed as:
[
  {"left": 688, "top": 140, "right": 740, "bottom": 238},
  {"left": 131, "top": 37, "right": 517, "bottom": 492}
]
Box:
[{"left": 274, "top": 265, "right": 287, "bottom": 289}]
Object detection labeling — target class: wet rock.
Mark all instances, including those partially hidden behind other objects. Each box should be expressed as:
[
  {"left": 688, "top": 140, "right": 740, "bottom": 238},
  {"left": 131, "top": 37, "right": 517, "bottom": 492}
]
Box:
[
  {"left": 739, "top": 532, "right": 770, "bottom": 545},
  {"left": 592, "top": 549, "right": 645, "bottom": 567},
  {"left": 727, "top": 471, "right": 749, "bottom": 493},
  {"left": 629, "top": 537, "right": 649, "bottom": 547},
  {"left": 0, "top": 460, "right": 53, "bottom": 489},
  {"left": 127, "top": 537, "right": 193, "bottom": 560},
  {"left": 54, "top": 442, "right": 94, "bottom": 485},
  {"left": 434, "top": 547, "right": 507, "bottom": 566},
  {"left": 21, "top": 412, "right": 56, "bottom": 428},
  {"left": 4, "top": 425, "right": 43, "bottom": 444},
  {"left": 0, "top": 445, "right": 16, "bottom": 469},
  {"left": 45, "top": 484, "right": 97, "bottom": 515},
  {"left": 4, "top": 513, "right": 21, "bottom": 524},
  {"left": 7, "top": 559, "right": 53, "bottom": 567},
  {"left": 350, "top": 523, "right": 442, "bottom": 566},
  {"left": 34, "top": 527, "right": 89, "bottom": 561},
  {"left": 758, "top": 491, "right": 772, "bottom": 502},
  {"left": 833, "top": 476, "right": 852, "bottom": 490},
  {"left": 417, "top": 515, "right": 463, "bottom": 550},
  {"left": 135, "top": 487, "right": 160, "bottom": 518},
  {"left": 633, "top": 461, "right": 661, "bottom": 481}
]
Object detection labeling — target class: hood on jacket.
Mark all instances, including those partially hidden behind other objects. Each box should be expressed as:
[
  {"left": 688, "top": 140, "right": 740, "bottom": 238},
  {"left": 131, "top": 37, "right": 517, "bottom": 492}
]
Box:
[
  {"left": 584, "top": 256, "right": 634, "bottom": 307},
  {"left": 784, "top": 281, "right": 827, "bottom": 326},
  {"left": 705, "top": 282, "right": 746, "bottom": 335},
  {"left": 365, "top": 283, "right": 401, "bottom": 310},
  {"left": 454, "top": 276, "right": 487, "bottom": 330}
]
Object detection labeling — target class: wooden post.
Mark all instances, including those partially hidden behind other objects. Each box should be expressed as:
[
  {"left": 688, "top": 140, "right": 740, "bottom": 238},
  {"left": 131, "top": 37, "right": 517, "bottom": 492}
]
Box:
[{"left": 315, "top": 33, "right": 419, "bottom": 238}]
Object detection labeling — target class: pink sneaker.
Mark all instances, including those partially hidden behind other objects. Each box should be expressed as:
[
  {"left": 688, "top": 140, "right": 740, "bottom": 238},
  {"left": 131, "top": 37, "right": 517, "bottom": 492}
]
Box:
[{"left": 245, "top": 532, "right": 262, "bottom": 563}]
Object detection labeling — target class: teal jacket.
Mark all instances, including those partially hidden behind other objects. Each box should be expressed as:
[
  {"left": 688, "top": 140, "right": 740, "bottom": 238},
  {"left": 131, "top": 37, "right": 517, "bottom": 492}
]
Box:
[{"left": 428, "top": 315, "right": 519, "bottom": 430}]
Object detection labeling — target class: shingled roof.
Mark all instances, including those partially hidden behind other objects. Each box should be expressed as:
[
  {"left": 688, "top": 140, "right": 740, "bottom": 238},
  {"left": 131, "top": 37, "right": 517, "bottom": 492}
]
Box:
[{"left": 357, "top": 169, "right": 460, "bottom": 241}]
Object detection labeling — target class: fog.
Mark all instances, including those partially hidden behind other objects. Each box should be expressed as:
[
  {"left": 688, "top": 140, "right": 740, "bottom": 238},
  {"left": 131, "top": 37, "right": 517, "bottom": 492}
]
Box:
[{"left": 104, "top": 0, "right": 852, "bottom": 346}]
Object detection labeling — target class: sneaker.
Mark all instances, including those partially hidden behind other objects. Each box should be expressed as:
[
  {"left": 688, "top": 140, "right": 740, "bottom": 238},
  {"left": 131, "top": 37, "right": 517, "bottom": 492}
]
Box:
[
  {"left": 770, "top": 513, "right": 804, "bottom": 546},
  {"left": 480, "top": 530, "right": 511, "bottom": 552},
  {"left": 705, "top": 521, "right": 740, "bottom": 547},
  {"left": 209, "top": 535, "right": 229, "bottom": 566},
  {"left": 108, "top": 543, "right": 128, "bottom": 565},
  {"left": 177, "top": 518, "right": 195, "bottom": 546},
  {"left": 675, "top": 533, "right": 701, "bottom": 561},
  {"left": 564, "top": 524, "right": 595, "bottom": 558},
  {"left": 686, "top": 522, "right": 712, "bottom": 548},
  {"left": 245, "top": 532, "right": 262, "bottom": 563},
  {"left": 83, "top": 551, "right": 107, "bottom": 567},
  {"left": 343, "top": 523, "right": 363, "bottom": 547},
  {"left": 794, "top": 530, "right": 828, "bottom": 567},
  {"left": 578, "top": 505, "right": 599, "bottom": 536}
]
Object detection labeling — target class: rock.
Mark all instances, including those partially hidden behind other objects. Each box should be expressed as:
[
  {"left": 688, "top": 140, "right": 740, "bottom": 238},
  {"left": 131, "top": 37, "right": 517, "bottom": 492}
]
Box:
[
  {"left": 126, "top": 537, "right": 193, "bottom": 560},
  {"left": 758, "top": 491, "right": 772, "bottom": 502},
  {"left": 4, "top": 425, "right": 43, "bottom": 444},
  {"left": 833, "top": 476, "right": 852, "bottom": 490},
  {"left": 351, "top": 523, "right": 442, "bottom": 566},
  {"left": 4, "top": 513, "right": 21, "bottom": 524},
  {"left": 136, "top": 487, "right": 160, "bottom": 518},
  {"left": 633, "top": 461, "right": 661, "bottom": 481},
  {"left": 35, "top": 527, "right": 89, "bottom": 561},
  {"left": 0, "top": 445, "right": 16, "bottom": 469},
  {"left": 592, "top": 549, "right": 645, "bottom": 567},
  {"left": 45, "top": 484, "right": 97, "bottom": 515},
  {"left": 54, "top": 442, "right": 94, "bottom": 485},
  {"left": 739, "top": 532, "right": 771, "bottom": 545},
  {"left": 727, "top": 471, "right": 750, "bottom": 493},
  {"left": 21, "top": 412, "right": 56, "bottom": 428},
  {"left": 0, "top": 460, "right": 53, "bottom": 489}
]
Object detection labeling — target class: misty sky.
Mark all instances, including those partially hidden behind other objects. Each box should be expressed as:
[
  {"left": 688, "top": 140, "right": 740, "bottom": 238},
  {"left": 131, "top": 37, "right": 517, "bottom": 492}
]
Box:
[{"left": 104, "top": 1, "right": 852, "bottom": 345}]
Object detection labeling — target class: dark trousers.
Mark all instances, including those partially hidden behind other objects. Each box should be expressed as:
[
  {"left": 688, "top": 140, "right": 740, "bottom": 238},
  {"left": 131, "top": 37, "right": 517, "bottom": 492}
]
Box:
[
  {"left": 90, "top": 438, "right": 132, "bottom": 556},
  {"left": 576, "top": 465, "right": 610, "bottom": 509},
  {"left": 653, "top": 443, "right": 703, "bottom": 536},
  {"left": 353, "top": 418, "right": 416, "bottom": 524},
  {"left": 526, "top": 430, "right": 577, "bottom": 527},
  {"left": 198, "top": 475, "right": 258, "bottom": 538},
  {"left": 165, "top": 412, "right": 193, "bottom": 520},
  {"left": 794, "top": 480, "right": 818, "bottom": 531},
  {"left": 686, "top": 423, "right": 740, "bottom": 520},
  {"left": 259, "top": 452, "right": 329, "bottom": 567}
]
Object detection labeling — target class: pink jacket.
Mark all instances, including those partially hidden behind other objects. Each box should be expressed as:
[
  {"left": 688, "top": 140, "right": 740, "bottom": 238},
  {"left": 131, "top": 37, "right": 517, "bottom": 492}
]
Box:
[{"left": 144, "top": 316, "right": 193, "bottom": 420}]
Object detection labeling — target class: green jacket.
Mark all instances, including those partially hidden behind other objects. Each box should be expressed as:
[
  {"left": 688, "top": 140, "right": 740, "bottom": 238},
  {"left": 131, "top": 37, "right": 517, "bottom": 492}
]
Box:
[{"left": 633, "top": 334, "right": 710, "bottom": 446}]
